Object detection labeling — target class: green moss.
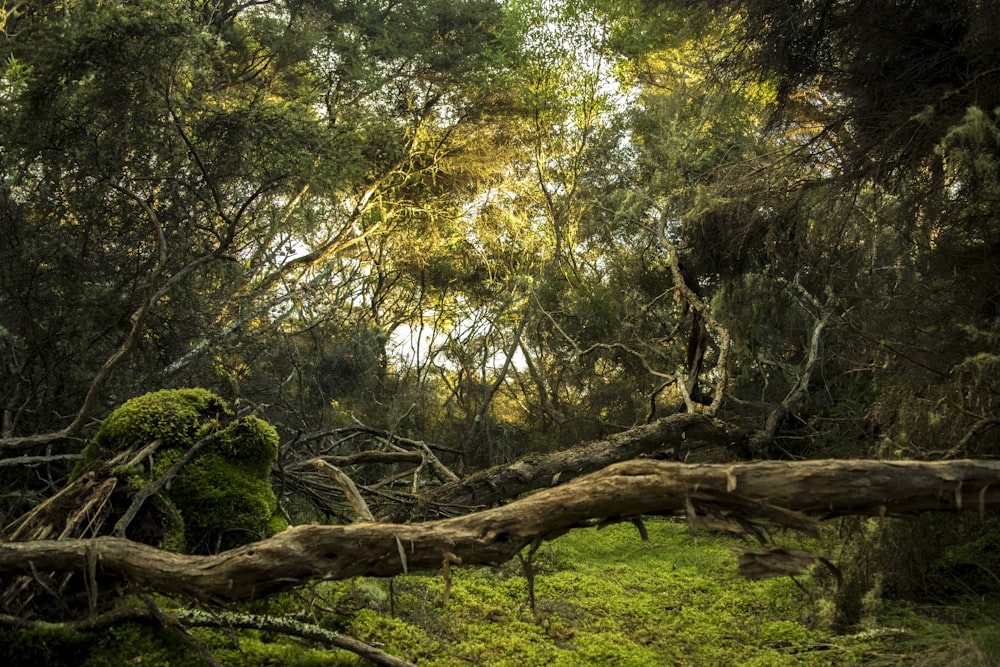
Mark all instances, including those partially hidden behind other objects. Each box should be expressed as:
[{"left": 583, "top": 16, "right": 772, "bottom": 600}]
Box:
[
  {"left": 351, "top": 609, "right": 443, "bottom": 662},
  {"left": 88, "top": 388, "right": 284, "bottom": 554},
  {"left": 94, "top": 388, "right": 232, "bottom": 451},
  {"left": 168, "top": 449, "right": 280, "bottom": 552},
  {"left": 0, "top": 621, "right": 206, "bottom": 667},
  {"left": 208, "top": 637, "right": 357, "bottom": 666},
  {"left": 0, "top": 626, "right": 97, "bottom": 667},
  {"left": 79, "top": 621, "right": 202, "bottom": 667},
  {"left": 313, "top": 521, "right": 834, "bottom": 666},
  {"left": 211, "top": 415, "right": 280, "bottom": 474}
]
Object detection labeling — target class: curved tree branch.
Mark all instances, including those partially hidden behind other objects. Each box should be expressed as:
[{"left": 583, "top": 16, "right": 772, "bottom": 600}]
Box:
[
  {"left": 655, "top": 214, "right": 732, "bottom": 415},
  {"left": 752, "top": 278, "right": 836, "bottom": 453},
  {"left": 3, "top": 458, "right": 998, "bottom": 607}
]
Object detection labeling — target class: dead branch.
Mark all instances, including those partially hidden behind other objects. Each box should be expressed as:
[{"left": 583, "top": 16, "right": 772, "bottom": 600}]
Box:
[
  {"left": 0, "top": 603, "right": 416, "bottom": 667},
  {"left": 947, "top": 416, "right": 1000, "bottom": 458},
  {"left": 289, "top": 451, "right": 425, "bottom": 469},
  {"left": 2, "top": 458, "right": 998, "bottom": 608},
  {"left": 752, "top": 280, "right": 835, "bottom": 453},
  {"left": 312, "top": 460, "right": 375, "bottom": 522},
  {"left": 298, "top": 425, "right": 463, "bottom": 456},
  {"left": 655, "top": 214, "right": 732, "bottom": 415},
  {"left": 393, "top": 412, "right": 748, "bottom": 522},
  {"left": 0, "top": 453, "right": 83, "bottom": 468},
  {"left": 176, "top": 608, "right": 416, "bottom": 667}
]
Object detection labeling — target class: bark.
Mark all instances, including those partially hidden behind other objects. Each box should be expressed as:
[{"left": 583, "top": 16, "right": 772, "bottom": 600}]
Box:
[
  {"left": 393, "top": 412, "right": 749, "bottom": 522},
  {"left": 2, "top": 458, "right": 998, "bottom": 606}
]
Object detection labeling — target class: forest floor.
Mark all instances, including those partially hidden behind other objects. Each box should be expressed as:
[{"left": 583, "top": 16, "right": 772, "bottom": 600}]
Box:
[
  {"left": 328, "top": 520, "right": 1000, "bottom": 666},
  {"left": 3, "top": 519, "right": 998, "bottom": 666}
]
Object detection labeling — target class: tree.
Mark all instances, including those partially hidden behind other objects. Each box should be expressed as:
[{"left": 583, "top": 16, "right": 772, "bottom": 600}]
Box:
[
  {"left": 0, "top": 0, "right": 514, "bottom": 442},
  {"left": 2, "top": 0, "right": 1000, "bottom": 659},
  {"left": 4, "top": 456, "right": 999, "bottom": 603}
]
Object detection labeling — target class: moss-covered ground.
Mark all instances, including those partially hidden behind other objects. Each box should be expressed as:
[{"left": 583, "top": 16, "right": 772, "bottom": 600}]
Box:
[
  {"left": 3, "top": 519, "right": 997, "bottom": 665},
  {"left": 336, "top": 521, "right": 998, "bottom": 666}
]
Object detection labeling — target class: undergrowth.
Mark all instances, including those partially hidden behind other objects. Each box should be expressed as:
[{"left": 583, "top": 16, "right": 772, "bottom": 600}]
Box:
[{"left": 2, "top": 519, "right": 997, "bottom": 665}]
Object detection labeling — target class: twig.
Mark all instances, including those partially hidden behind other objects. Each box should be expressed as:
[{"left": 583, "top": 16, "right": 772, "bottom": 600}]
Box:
[
  {"left": 288, "top": 451, "right": 423, "bottom": 469},
  {"left": 946, "top": 417, "right": 1000, "bottom": 459},
  {"left": 297, "top": 425, "right": 463, "bottom": 455},
  {"left": 113, "top": 434, "right": 218, "bottom": 537},
  {"left": 0, "top": 453, "right": 83, "bottom": 468}
]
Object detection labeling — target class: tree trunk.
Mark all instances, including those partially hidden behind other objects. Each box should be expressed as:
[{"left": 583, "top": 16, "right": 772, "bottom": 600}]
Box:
[{"left": 3, "top": 458, "right": 998, "bottom": 607}]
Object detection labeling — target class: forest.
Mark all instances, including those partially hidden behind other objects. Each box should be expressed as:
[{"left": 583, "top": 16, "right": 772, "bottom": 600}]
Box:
[{"left": 1, "top": 0, "right": 999, "bottom": 664}]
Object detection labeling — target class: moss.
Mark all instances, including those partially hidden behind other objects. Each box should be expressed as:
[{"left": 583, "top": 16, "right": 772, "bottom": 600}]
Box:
[
  {"left": 319, "top": 521, "right": 836, "bottom": 666},
  {"left": 210, "top": 415, "right": 280, "bottom": 476},
  {"left": 168, "top": 449, "right": 280, "bottom": 552},
  {"left": 0, "top": 626, "right": 97, "bottom": 667},
  {"left": 2, "top": 621, "right": 205, "bottom": 667},
  {"left": 94, "top": 388, "right": 232, "bottom": 452},
  {"left": 80, "top": 621, "right": 203, "bottom": 666},
  {"left": 206, "top": 634, "right": 357, "bottom": 666},
  {"left": 88, "top": 388, "right": 284, "bottom": 554}
]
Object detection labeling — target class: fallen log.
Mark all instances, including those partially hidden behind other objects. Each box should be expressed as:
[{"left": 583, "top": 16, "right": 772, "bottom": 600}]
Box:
[
  {"left": 393, "top": 412, "right": 749, "bottom": 521},
  {"left": 2, "top": 458, "right": 998, "bottom": 605}
]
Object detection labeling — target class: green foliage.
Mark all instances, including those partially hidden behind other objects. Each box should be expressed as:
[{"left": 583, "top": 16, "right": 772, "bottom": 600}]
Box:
[
  {"left": 726, "top": 0, "right": 1000, "bottom": 176},
  {"left": 2, "top": 2, "right": 1000, "bottom": 661}
]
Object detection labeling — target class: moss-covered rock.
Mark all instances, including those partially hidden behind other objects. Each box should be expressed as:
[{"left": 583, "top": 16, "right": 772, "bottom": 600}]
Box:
[{"left": 90, "top": 388, "right": 285, "bottom": 554}]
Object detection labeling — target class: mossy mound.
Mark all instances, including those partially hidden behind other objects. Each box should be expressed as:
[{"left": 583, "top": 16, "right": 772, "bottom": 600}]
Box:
[
  {"left": 94, "top": 388, "right": 233, "bottom": 452},
  {"left": 90, "top": 388, "right": 285, "bottom": 554}
]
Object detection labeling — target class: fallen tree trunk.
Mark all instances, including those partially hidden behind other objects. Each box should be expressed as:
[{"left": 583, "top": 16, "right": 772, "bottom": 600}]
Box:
[
  {"left": 2, "top": 458, "right": 998, "bottom": 606},
  {"left": 392, "top": 412, "right": 749, "bottom": 522}
]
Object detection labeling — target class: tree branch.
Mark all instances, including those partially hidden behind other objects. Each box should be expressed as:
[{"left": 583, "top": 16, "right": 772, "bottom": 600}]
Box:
[
  {"left": 393, "top": 412, "right": 748, "bottom": 522},
  {"left": 655, "top": 215, "right": 732, "bottom": 415},
  {"left": 3, "top": 458, "right": 997, "bottom": 607},
  {"left": 752, "top": 279, "right": 835, "bottom": 453},
  {"left": 312, "top": 460, "right": 375, "bottom": 522}
]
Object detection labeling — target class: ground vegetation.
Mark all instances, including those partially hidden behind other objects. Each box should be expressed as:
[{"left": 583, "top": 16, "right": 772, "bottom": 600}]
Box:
[{"left": 1, "top": 0, "right": 998, "bottom": 663}]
